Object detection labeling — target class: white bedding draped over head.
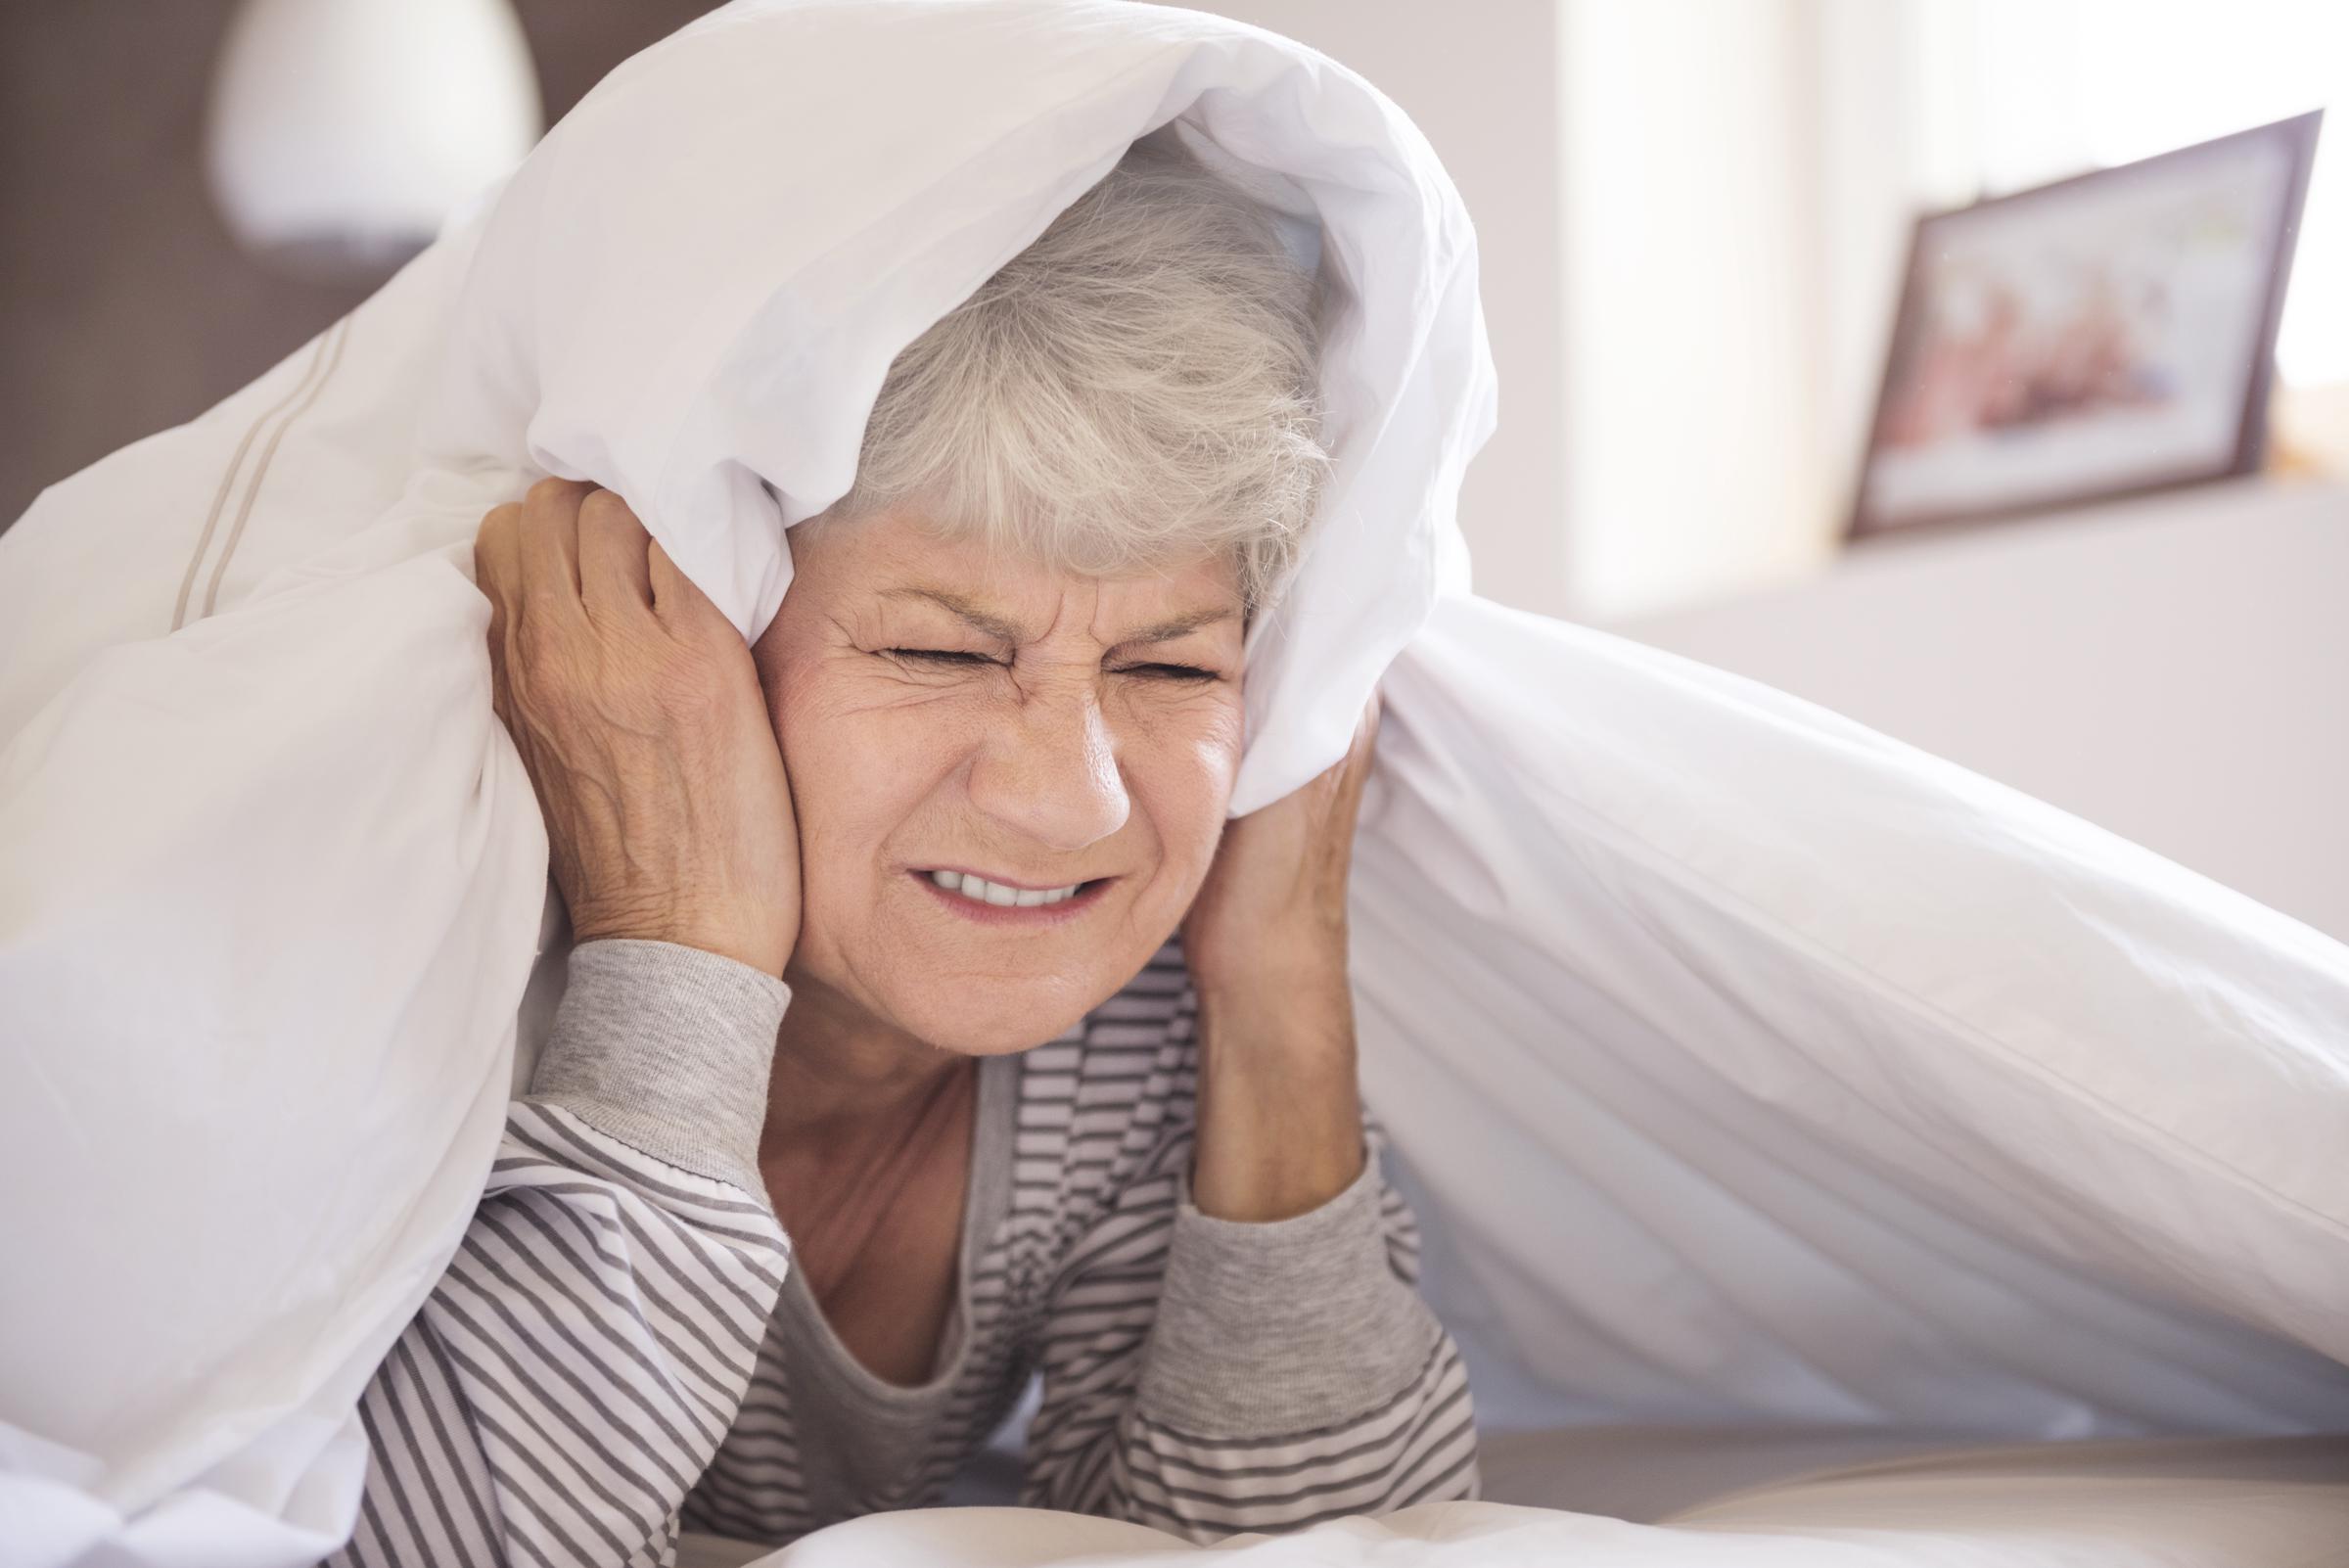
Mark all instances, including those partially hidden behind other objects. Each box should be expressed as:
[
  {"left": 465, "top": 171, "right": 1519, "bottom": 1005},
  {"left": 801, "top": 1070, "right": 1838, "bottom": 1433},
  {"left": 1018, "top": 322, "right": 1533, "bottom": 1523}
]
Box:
[{"left": 2, "top": 3, "right": 2345, "bottom": 1564}]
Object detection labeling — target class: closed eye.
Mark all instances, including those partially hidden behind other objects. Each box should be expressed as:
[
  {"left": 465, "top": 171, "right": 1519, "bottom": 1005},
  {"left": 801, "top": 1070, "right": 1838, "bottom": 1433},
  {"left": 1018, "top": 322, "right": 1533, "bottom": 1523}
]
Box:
[
  {"left": 886, "top": 648, "right": 1001, "bottom": 669},
  {"left": 889, "top": 649, "right": 1220, "bottom": 682}
]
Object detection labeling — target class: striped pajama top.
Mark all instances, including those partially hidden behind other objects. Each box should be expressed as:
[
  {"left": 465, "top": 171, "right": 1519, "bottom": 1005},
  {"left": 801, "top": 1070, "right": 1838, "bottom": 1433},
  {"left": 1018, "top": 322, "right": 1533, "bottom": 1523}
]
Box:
[{"left": 328, "top": 934, "right": 1479, "bottom": 1566}]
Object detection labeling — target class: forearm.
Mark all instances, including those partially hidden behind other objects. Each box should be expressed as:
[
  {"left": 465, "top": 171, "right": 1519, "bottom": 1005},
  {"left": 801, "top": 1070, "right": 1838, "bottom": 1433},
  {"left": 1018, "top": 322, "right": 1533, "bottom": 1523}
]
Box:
[
  {"left": 1021, "top": 951, "right": 1479, "bottom": 1540},
  {"left": 331, "top": 940, "right": 791, "bottom": 1568},
  {"left": 1141, "top": 949, "right": 1480, "bottom": 1533},
  {"left": 1188, "top": 957, "right": 1364, "bottom": 1222}
]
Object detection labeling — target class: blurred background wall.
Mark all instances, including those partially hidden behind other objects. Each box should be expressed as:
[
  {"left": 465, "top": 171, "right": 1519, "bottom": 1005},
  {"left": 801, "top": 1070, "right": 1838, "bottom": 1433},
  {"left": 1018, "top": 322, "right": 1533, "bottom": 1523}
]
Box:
[
  {"left": 0, "top": 1, "right": 718, "bottom": 540},
  {"left": 1559, "top": 0, "right": 2349, "bottom": 618}
]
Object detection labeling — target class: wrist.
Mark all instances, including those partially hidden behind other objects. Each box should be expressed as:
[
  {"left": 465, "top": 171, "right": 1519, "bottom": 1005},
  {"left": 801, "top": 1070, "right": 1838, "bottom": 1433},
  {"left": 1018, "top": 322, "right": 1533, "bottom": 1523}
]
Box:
[
  {"left": 1189, "top": 968, "right": 1363, "bottom": 1223},
  {"left": 1194, "top": 954, "right": 1353, "bottom": 1057},
  {"left": 570, "top": 898, "right": 794, "bottom": 980},
  {"left": 1187, "top": 1100, "right": 1364, "bottom": 1222}
]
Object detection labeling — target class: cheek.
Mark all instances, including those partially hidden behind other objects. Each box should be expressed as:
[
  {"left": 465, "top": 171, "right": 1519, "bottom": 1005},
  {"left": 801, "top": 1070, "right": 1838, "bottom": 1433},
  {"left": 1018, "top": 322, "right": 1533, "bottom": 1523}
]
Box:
[
  {"left": 769, "top": 667, "right": 972, "bottom": 883},
  {"left": 1129, "top": 694, "right": 1244, "bottom": 883}
]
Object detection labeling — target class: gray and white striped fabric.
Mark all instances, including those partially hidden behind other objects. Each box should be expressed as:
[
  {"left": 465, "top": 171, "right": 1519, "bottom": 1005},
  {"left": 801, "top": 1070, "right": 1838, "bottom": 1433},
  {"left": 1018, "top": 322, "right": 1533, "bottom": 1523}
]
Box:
[{"left": 330, "top": 939, "right": 1478, "bottom": 1565}]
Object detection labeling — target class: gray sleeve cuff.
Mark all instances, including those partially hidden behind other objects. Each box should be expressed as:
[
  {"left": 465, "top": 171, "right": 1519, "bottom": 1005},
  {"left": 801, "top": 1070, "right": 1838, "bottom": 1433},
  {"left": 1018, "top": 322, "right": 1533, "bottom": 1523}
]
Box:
[
  {"left": 525, "top": 938, "right": 789, "bottom": 1195},
  {"left": 1136, "top": 1144, "right": 1444, "bottom": 1437}
]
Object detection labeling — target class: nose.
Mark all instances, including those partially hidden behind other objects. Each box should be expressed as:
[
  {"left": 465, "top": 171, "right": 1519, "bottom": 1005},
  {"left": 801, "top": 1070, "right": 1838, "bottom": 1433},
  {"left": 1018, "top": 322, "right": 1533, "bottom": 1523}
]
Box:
[{"left": 965, "top": 681, "right": 1130, "bottom": 854}]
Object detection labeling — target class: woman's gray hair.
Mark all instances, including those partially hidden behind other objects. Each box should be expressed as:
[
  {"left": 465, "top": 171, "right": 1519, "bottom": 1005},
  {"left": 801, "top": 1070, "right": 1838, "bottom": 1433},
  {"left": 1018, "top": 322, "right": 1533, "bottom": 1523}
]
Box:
[{"left": 817, "top": 126, "right": 1332, "bottom": 617}]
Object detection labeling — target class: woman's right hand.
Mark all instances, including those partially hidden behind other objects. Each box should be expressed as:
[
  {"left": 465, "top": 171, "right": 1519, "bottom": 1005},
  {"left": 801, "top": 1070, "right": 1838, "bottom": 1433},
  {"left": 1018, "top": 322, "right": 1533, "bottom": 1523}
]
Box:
[{"left": 475, "top": 479, "right": 801, "bottom": 979}]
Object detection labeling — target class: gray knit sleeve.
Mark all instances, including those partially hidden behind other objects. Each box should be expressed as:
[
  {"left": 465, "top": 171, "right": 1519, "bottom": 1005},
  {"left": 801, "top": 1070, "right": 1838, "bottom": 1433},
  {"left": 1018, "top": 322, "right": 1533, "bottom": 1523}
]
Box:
[
  {"left": 1135, "top": 1144, "right": 1448, "bottom": 1435},
  {"left": 525, "top": 936, "right": 790, "bottom": 1194}
]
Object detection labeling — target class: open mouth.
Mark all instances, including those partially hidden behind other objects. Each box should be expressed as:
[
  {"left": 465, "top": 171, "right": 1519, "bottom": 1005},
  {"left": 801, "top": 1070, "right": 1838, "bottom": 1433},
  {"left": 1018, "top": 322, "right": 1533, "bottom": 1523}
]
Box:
[{"left": 911, "top": 867, "right": 1114, "bottom": 921}]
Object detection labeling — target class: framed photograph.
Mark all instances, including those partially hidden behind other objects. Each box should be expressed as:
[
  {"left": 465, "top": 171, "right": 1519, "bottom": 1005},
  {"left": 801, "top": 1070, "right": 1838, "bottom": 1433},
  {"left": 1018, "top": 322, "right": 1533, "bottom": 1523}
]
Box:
[{"left": 1847, "top": 111, "right": 2323, "bottom": 542}]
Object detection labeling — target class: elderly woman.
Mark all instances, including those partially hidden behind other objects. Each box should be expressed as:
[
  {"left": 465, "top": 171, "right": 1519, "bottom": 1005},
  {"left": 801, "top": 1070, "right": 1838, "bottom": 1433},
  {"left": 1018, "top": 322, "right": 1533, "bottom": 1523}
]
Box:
[{"left": 333, "top": 131, "right": 1477, "bottom": 1566}]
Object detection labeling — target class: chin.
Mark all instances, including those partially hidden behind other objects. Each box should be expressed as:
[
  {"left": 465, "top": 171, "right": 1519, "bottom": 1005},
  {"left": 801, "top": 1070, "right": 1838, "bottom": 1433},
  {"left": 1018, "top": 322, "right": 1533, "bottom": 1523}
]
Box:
[{"left": 890, "top": 967, "right": 1128, "bottom": 1056}]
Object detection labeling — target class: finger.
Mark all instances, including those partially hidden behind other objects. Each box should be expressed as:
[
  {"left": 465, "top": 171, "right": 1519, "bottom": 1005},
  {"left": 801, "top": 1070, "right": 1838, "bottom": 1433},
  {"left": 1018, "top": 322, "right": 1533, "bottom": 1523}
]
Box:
[
  {"left": 1329, "top": 687, "right": 1378, "bottom": 772},
  {"left": 576, "top": 487, "right": 656, "bottom": 622},
  {"left": 1350, "top": 688, "right": 1389, "bottom": 829},
  {"left": 474, "top": 505, "right": 525, "bottom": 728},
  {"left": 473, "top": 501, "right": 523, "bottom": 605},
  {"left": 1331, "top": 685, "right": 1382, "bottom": 807},
  {"left": 518, "top": 476, "right": 593, "bottom": 621},
  {"left": 645, "top": 536, "right": 728, "bottom": 638}
]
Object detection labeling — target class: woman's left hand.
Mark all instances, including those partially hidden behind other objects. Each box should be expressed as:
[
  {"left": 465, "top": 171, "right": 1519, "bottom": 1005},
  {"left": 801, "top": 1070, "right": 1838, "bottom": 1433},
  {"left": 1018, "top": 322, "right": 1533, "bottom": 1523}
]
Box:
[
  {"left": 1180, "top": 687, "right": 1381, "bottom": 1002},
  {"left": 1179, "top": 688, "right": 1381, "bottom": 1222}
]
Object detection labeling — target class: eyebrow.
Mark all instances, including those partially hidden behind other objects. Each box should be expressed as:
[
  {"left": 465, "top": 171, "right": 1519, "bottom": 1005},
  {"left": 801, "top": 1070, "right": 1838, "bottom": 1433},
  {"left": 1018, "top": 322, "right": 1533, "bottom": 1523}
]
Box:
[
  {"left": 878, "top": 586, "right": 1238, "bottom": 648},
  {"left": 880, "top": 587, "right": 1026, "bottom": 644}
]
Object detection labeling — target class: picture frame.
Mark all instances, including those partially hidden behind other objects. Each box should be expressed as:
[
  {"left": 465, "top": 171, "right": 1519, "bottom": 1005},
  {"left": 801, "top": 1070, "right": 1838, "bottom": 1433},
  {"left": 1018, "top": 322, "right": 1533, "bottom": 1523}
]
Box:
[{"left": 1847, "top": 110, "right": 2323, "bottom": 543}]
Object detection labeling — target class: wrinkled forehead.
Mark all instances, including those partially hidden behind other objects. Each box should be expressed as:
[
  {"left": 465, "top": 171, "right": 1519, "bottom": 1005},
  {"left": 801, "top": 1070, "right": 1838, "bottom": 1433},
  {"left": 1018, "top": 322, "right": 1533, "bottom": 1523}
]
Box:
[{"left": 793, "top": 508, "right": 1247, "bottom": 644}]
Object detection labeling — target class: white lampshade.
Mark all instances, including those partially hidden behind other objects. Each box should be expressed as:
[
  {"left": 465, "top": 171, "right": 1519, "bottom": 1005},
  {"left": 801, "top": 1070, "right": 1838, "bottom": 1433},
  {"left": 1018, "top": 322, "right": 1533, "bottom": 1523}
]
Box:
[{"left": 205, "top": 0, "right": 543, "bottom": 281}]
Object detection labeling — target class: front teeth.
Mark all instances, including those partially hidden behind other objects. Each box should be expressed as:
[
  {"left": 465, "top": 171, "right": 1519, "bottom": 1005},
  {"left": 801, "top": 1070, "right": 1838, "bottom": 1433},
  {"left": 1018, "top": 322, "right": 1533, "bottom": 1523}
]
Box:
[{"left": 929, "top": 869, "right": 1082, "bottom": 907}]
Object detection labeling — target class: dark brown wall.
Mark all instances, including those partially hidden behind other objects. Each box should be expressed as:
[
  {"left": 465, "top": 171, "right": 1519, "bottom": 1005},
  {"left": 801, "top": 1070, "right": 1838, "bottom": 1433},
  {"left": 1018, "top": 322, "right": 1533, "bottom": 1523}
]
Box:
[{"left": 0, "top": 0, "right": 721, "bottom": 530}]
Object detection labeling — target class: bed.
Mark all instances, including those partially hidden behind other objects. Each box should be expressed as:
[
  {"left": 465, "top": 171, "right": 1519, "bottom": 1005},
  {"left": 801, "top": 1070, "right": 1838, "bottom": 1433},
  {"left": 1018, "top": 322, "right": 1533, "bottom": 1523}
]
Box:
[{"left": 670, "top": 1426, "right": 2349, "bottom": 1565}]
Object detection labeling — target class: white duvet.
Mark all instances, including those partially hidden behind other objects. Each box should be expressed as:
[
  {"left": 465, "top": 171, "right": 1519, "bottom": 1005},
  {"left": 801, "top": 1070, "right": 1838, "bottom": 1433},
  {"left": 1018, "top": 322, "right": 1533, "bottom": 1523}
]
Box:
[{"left": 2, "top": 3, "right": 2346, "bottom": 1565}]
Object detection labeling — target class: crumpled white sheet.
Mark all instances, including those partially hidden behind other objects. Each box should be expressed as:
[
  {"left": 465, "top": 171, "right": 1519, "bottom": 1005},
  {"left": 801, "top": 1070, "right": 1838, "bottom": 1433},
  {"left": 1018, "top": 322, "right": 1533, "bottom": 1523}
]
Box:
[{"left": 3, "top": 2, "right": 2346, "bottom": 1565}]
